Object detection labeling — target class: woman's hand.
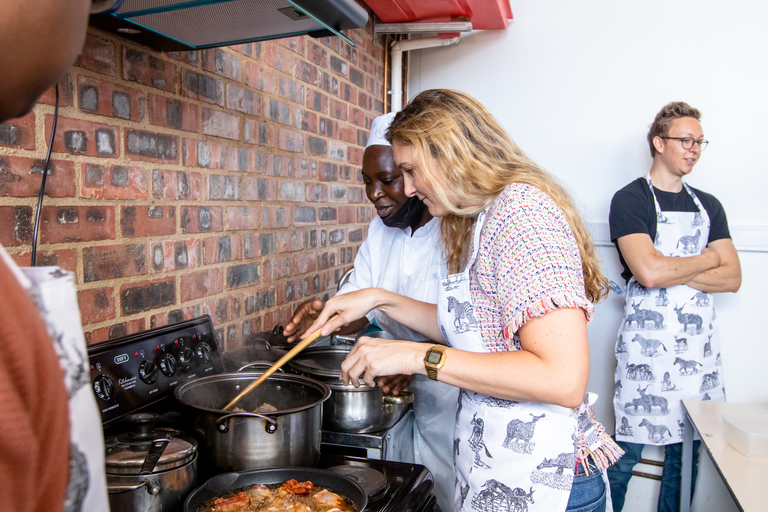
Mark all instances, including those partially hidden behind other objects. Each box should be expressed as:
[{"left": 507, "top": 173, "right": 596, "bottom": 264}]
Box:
[
  {"left": 302, "top": 289, "right": 386, "bottom": 339},
  {"left": 282, "top": 299, "right": 324, "bottom": 343},
  {"left": 340, "top": 336, "right": 427, "bottom": 388}
]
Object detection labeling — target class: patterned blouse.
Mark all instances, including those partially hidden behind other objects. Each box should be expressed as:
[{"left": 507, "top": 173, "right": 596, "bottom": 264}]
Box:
[
  {"left": 469, "top": 182, "right": 594, "bottom": 352},
  {"left": 468, "top": 182, "right": 622, "bottom": 472}
]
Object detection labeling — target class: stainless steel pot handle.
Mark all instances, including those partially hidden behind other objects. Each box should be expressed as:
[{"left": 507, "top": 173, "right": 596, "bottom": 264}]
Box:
[
  {"left": 382, "top": 392, "right": 414, "bottom": 405},
  {"left": 236, "top": 362, "right": 285, "bottom": 373},
  {"left": 108, "top": 480, "right": 161, "bottom": 496},
  {"left": 216, "top": 412, "right": 278, "bottom": 434}
]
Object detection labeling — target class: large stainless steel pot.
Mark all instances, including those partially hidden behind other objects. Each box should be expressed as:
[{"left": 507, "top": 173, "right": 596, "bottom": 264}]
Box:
[
  {"left": 105, "top": 413, "right": 198, "bottom": 512},
  {"left": 288, "top": 346, "right": 413, "bottom": 433},
  {"left": 184, "top": 467, "right": 367, "bottom": 512},
  {"left": 174, "top": 372, "right": 330, "bottom": 473}
]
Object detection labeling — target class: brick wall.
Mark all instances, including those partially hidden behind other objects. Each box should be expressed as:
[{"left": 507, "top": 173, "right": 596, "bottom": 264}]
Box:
[{"left": 0, "top": 20, "right": 384, "bottom": 351}]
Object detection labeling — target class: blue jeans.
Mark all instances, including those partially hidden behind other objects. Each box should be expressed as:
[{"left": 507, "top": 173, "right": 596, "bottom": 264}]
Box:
[
  {"left": 606, "top": 439, "right": 700, "bottom": 512},
  {"left": 566, "top": 467, "right": 606, "bottom": 512}
]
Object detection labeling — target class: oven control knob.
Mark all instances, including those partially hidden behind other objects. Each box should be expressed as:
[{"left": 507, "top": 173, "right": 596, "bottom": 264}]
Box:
[
  {"left": 93, "top": 374, "right": 115, "bottom": 401},
  {"left": 196, "top": 342, "right": 212, "bottom": 363},
  {"left": 138, "top": 360, "right": 158, "bottom": 384},
  {"left": 158, "top": 353, "right": 177, "bottom": 376},
  {"left": 178, "top": 347, "right": 194, "bottom": 369}
]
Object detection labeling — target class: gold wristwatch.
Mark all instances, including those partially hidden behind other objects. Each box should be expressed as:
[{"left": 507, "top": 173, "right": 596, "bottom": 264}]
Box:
[{"left": 424, "top": 345, "right": 447, "bottom": 381}]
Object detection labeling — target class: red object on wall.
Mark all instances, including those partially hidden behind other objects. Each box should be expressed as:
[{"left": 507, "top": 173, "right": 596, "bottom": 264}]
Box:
[{"left": 363, "top": 0, "right": 513, "bottom": 30}]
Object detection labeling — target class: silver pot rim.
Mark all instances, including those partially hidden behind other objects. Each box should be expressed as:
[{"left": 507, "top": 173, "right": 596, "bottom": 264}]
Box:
[{"left": 173, "top": 371, "right": 331, "bottom": 416}]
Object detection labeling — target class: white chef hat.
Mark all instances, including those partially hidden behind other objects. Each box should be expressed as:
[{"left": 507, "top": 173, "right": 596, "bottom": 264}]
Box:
[{"left": 366, "top": 112, "right": 396, "bottom": 148}]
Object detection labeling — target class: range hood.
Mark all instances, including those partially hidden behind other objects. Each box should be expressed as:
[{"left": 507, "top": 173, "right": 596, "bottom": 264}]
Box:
[{"left": 90, "top": 0, "right": 369, "bottom": 51}]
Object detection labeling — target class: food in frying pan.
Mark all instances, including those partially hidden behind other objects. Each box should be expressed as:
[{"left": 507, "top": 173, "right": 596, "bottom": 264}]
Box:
[{"left": 201, "top": 479, "right": 356, "bottom": 512}]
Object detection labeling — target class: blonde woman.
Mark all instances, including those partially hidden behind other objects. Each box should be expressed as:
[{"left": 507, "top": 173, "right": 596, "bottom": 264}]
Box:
[{"left": 305, "top": 89, "right": 621, "bottom": 512}]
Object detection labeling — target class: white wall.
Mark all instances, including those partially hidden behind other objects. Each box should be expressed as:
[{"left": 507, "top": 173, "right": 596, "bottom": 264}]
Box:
[{"left": 407, "top": 1, "right": 768, "bottom": 510}]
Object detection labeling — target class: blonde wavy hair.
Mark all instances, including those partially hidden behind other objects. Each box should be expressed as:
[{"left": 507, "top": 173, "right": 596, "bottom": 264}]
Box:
[{"left": 387, "top": 89, "right": 607, "bottom": 303}]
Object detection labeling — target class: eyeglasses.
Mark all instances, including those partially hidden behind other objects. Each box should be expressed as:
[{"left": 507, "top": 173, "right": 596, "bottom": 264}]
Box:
[
  {"left": 90, "top": 0, "right": 125, "bottom": 14},
  {"left": 660, "top": 137, "right": 709, "bottom": 151}
]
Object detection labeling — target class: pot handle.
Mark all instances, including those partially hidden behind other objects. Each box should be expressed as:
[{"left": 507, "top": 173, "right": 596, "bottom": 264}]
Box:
[
  {"left": 382, "top": 392, "right": 414, "bottom": 405},
  {"left": 215, "top": 412, "right": 278, "bottom": 434},
  {"left": 108, "top": 480, "right": 161, "bottom": 496}
]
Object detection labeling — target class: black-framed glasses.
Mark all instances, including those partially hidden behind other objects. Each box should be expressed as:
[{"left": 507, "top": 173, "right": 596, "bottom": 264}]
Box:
[{"left": 660, "top": 137, "right": 709, "bottom": 151}]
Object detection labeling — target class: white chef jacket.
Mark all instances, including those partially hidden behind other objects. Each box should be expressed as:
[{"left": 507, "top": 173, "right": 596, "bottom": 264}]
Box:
[{"left": 338, "top": 215, "right": 459, "bottom": 512}]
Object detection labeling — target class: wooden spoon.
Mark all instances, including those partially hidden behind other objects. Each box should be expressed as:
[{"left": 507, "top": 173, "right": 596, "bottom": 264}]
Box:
[{"left": 222, "top": 316, "right": 336, "bottom": 411}]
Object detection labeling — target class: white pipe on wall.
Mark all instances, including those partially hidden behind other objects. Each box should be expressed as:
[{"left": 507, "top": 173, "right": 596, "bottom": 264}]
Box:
[{"left": 389, "top": 37, "right": 459, "bottom": 113}]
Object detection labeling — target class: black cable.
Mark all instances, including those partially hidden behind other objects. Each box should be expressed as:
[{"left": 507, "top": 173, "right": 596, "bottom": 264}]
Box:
[{"left": 31, "top": 83, "right": 59, "bottom": 267}]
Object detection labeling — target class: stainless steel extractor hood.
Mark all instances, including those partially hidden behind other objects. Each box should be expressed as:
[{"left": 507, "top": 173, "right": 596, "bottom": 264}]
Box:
[{"left": 89, "top": 0, "right": 369, "bottom": 51}]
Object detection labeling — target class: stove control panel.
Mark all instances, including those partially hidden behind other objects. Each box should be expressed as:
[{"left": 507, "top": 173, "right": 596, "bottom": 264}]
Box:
[{"left": 88, "top": 315, "right": 225, "bottom": 426}]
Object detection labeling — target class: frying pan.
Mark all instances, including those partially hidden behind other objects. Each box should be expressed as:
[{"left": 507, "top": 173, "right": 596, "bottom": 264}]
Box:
[{"left": 183, "top": 467, "right": 368, "bottom": 512}]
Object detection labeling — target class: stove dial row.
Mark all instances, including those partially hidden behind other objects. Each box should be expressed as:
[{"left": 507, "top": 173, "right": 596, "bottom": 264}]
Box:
[{"left": 92, "top": 340, "right": 215, "bottom": 400}]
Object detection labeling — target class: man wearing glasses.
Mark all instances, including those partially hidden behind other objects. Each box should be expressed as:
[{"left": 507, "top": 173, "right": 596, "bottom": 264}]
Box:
[{"left": 606, "top": 102, "right": 741, "bottom": 512}]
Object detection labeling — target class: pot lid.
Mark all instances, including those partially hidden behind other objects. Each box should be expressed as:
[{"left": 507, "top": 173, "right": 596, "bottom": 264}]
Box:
[
  {"left": 288, "top": 346, "right": 349, "bottom": 378},
  {"left": 104, "top": 413, "right": 196, "bottom": 475}
]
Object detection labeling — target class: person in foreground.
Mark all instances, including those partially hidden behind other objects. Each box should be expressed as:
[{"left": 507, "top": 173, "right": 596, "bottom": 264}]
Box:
[
  {"left": 303, "top": 89, "right": 622, "bottom": 512},
  {"left": 284, "top": 112, "right": 460, "bottom": 511},
  {"left": 0, "top": 1, "right": 124, "bottom": 511},
  {"left": 607, "top": 102, "right": 741, "bottom": 512}
]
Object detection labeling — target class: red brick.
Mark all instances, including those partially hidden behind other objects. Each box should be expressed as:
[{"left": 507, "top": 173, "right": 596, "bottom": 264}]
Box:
[
  {"left": 278, "top": 129, "right": 304, "bottom": 152},
  {"left": 148, "top": 94, "right": 198, "bottom": 132},
  {"left": 0, "top": 157, "right": 75, "bottom": 197},
  {"left": 276, "top": 229, "right": 304, "bottom": 253},
  {"left": 338, "top": 123, "right": 357, "bottom": 145},
  {"left": 244, "top": 119, "right": 276, "bottom": 147},
  {"left": 46, "top": 116, "right": 119, "bottom": 158},
  {"left": 11, "top": 248, "right": 77, "bottom": 272},
  {"left": 280, "top": 37, "right": 305, "bottom": 56},
  {"left": 261, "top": 205, "right": 290, "bottom": 229},
  {"left": 180, "top": 268, "right": 223, "bottom": 302},
  {"left": 307, "top": 41, "right": 329, "bottom": 67},
  {"left": 83, "top": 244, "right": 148, "bottom": 283},
  {"left": 76, "top": 32, "right": 117, "bottom": 76},
  {"left": 125, "top": 129, "right": 179, "bottom": 163},
  {"left": 182, "top": 138, "right": 226, "bottom": 169},
  {"left": 77, "top": 76, "right": 145, "bottom": 122},
  {"left": 201, "top": 48, "right": 242, "bottom": 81},
  {"left": 0, "top": 111, "right": 35, "bottom": 150},
  {"left": 226, "top": 206, "right": 260, "bottom": 230},
  {"left": 261, "top": 257, "right": 291, "bottom": 283},
  {"left": 38, "top": 74, "right": 74, "bottom": 108},
  {"left": 328, "top": 140, "right": 347, "bottom": 162},
  {"left": 225, "top": 84, "right": 260, "bottom": 116},
  {"left": 329, "top": 98, "right": 349, "bottom": 121},
  {"left": 81, "top": 163, "right": 148, "bottom": 200},
  {"left": 202, "top": 108, "right": 241, "bottom": 140},
  {"left": 148, "top": 307, "right": 198, "bottom": 331},
  {"left": 86, "top": 318, "right": 145, "bottom": 345},
  {"left": 350, "top": 107, "right": 365, "bottom": 128},
  {"left": 123, "top": 48, "right": 177, "bottom": 92},
  {"left": 40, "top": 206, "right": 115, "bottom": 244},
  {"left": 120, "top": 277, "right": 176, "bottom": 315},
  {"left": 306, "top": 90, "right": 327, "bottom": 114},
  {"left": 292, "top": 252, "right": 317, "bottom": 275},
  {"left": 180, "top": 205, "right": 224, "bottom": 234},
  {"left": 348, "top": 146, "right": 363, "bottom": 166},
  {"left": 181, "top": 69, "right": 224, "bottom": 106},
  {"left": 265, "top": 43, "right": 292, "bottom": 73},
  {"left": 292, "top": 157, "right": 316, "bottom": 180},
  {"left": 152, "top": 168, "right": 202, "bottom": 200},
  {"left": 150, "top": 239, "right": 201, "bottom": 272},
  {"left": 296, "top": 59, "right": 319, "bottom": 87},
  {"left": 244, "top": 61, "right": 276, "bottom": 93},
  {"left": 121, "top": 205, "right": 176, "bottom": 238},
  {"left": 78, "top": 287, "right": 116, "bottom": 325},
  {"left": 295, "top": 109, "right": 317, "bottom": 133},
  {"left": 227, "top": 147, "right": 258, "bottom": 173}
]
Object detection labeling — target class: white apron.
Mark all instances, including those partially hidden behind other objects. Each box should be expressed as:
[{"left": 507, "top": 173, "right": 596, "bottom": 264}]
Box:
[
  {"left": 439, "top": 209, "right": 577, "bottom": 512},
  {"left": 613, "top": 176, "right": 723, "bottom": 446},
  {"left": 0, "top": 248, "right": 110, "bottom": 512}
]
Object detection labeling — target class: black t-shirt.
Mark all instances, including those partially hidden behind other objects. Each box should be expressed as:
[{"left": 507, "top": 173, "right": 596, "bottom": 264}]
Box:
[{"left": 609, "top": 177, "right": 732, "bottom": 282}]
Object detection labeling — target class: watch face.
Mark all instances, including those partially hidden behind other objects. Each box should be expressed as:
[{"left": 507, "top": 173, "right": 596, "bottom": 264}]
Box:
[{"left": 427, "top": 350, "right": 443, "bottom": 364}]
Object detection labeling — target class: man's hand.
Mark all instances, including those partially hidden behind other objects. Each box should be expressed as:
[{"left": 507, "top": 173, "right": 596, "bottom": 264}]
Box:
[{"left": 283, "top": 300, "right": 324, "bottom": 343}]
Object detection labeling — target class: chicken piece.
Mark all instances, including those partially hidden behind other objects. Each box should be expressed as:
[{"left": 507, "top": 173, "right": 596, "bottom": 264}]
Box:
[
  {"left": 312, "top": 489, "right": 345, "bottom": 508},
  {"left": 213, "top": 491, "right": 250, "bottom": 512},
  {"left": 280, "top": 479, "right": 313, "bottom": 496},
  {"left": 262, "top": 495, "right": 310, "bottom": 512},
  {"left": 246, "top": 484, "right": 273, "bottom": 506}
]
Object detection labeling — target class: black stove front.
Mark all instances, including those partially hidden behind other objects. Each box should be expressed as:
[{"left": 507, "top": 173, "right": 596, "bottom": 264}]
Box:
[{"left": 88, "top": 316, "right": 440, "bottom": 512}]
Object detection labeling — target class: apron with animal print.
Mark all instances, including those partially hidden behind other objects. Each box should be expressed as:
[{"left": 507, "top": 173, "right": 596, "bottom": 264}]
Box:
[
  {"left": 613, "top": 176, "right": 723, "bottom": 446},
  {"left": 438, "top": 209, "right": 577, "bottom": 512}
]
